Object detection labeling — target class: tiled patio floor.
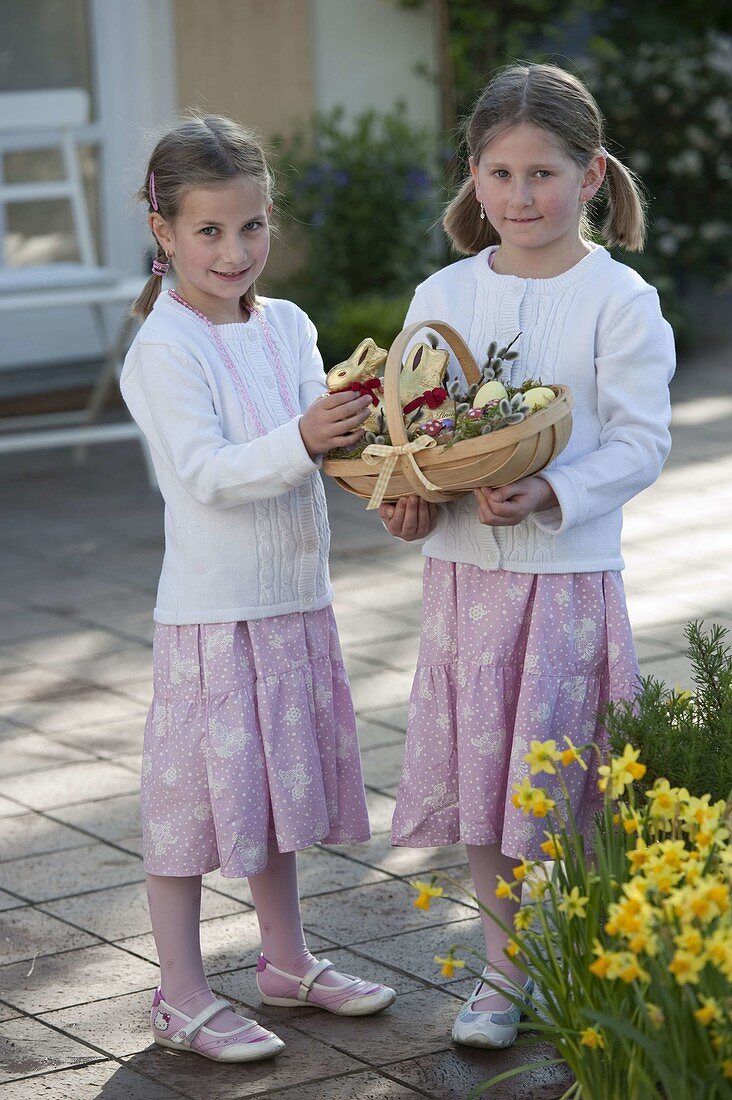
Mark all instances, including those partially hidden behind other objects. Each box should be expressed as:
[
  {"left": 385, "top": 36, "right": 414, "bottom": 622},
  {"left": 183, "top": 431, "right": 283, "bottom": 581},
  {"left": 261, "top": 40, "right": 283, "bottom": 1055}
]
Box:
[{"left": 0, "top": 340, "right": 730, "bottom": 1097}]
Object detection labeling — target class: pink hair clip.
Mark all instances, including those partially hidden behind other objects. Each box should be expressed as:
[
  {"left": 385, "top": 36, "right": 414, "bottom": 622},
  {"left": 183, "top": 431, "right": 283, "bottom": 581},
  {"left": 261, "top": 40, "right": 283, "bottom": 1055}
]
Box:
[{"left": 149, "top": 171, "right": 159, "bottom": 211}]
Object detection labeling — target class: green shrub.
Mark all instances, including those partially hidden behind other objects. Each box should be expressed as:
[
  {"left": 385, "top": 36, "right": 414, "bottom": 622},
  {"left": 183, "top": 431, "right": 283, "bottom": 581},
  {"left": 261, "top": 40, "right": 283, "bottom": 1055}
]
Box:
[
  {"left": 605, "top": 621, "right": 732, "bottom": 803},
  {"left": 275, "top": 106, "right": 442, "bottom": 307}
]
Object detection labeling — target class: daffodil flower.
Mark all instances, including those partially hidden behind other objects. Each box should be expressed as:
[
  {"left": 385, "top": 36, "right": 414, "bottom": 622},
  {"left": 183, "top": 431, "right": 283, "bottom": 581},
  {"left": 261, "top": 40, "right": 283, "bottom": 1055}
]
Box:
[
  {"left": 559, "top": 886, "right": 589, "bottom": 920},
  {"left": 523, "top": 738, "right": 560, "bottom": 776},
  {"left": 434, "top": 953, "right": 465, "bottom": 978},
  {"left": 410, "top": 879, "right": 444, "bottom": 911},
  {"left": 560, "top": 735, "right": 588, "bottom": 770},
  {"left": 580, "top": 1026, "right": 605, "bottom": 1050},
  {"left": 495, "top": 875, "right": 519, "bottom": 902}
]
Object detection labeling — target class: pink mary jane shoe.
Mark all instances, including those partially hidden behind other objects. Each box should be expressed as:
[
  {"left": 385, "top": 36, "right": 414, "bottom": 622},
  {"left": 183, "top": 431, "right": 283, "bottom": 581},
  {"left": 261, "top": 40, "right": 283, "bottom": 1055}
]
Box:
[
  {"left": 255, "top": 954, "right": 396, "bottom": 1016},
  {"left": 151, "top": 988, "right": 284, "bottom": 1062}
]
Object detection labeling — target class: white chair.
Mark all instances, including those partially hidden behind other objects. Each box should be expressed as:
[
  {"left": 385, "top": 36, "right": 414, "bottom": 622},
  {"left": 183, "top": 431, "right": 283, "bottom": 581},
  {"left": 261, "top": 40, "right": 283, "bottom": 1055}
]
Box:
[{"left": 0, "top": 88, "right": 153, "bottom": 480}]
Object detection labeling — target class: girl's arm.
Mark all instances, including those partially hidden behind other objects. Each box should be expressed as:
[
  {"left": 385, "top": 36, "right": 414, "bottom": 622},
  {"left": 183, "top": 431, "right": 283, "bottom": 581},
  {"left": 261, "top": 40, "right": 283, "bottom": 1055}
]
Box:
[
  {"left": 531, "top": 290, "right": 675, "bottom": 534},
  {"left": 121, "top": 343, "right": 366, "bottom": 509}
]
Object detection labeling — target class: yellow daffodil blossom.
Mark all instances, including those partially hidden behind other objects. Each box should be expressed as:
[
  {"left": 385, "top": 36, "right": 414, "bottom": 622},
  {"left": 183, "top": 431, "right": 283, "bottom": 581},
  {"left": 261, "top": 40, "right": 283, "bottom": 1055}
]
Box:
[
  {"left": 598, "top": 743, "right": 646, "bottom": 798},
  {"left": 600, "top": 950, "right": 649, "bottom": 984},
  {"left": 512, "top": 857, "right": 534, "bottom": 882},
  {"left": 589, "top": 941, "right": 612, "bottom": 979},
  {"left": 668, "top": 948, "right": 707, "bottom": 985},
  {"left": 560, "top": 735, "right": 588, "bottom": 770},
  {"left": 434, "top": 954, "right": 465, "bottom": 978},
  {"left": 674, "top": 926, "right": 704, "bottom": 956},
  {"left": 514, "top": 907, "right": 534, "bottom": 931},
  {"left": 722, "top": 1059, "right": 732, "bottom": 1080},
  {"left": 705, "top": 929, "right": 732, "bottom": 979},
  {"left": 580, "top": 1026, "right": 605, "bottom": 1050},
  {"left": 511, "top": 775, "right": 538, "bottom": 814},
  {"left": 523, "top": 739, "right": 561, "bottom": 776},
  {"left": 506, "top": 941, "right": 520, "bottom": 958},
  {"left": 528, "top": 875, "right": 550, "bottom": 901},
  {"left": 693, "top": 996, "right": 723, "bottom": 1027},
  {"left": 540, "top": 834, "right": 564, "bottom": 860},
  {"left": 531, "top": 792, "right": 556, "bottom": 818},
  {"left": 627, "top": 930, "right": 659, "bottom": 957},
  {"left": 627, "top": 839, "right": 649, "bottom": 872},
  {"left": 495, "top": 875, "right": 519, "bottom": 902},
  {"left": 646, "top": 778, "right": 683, "bottom": 821},
  {"left": 645, "top": 1002, "right": 665, "bottom": 1029},
  {"left": 559, "top": 886, "right": 589, "bottom": 919},
  {"left": 410, "top": 879, "right": 444, "bottom": 911}
]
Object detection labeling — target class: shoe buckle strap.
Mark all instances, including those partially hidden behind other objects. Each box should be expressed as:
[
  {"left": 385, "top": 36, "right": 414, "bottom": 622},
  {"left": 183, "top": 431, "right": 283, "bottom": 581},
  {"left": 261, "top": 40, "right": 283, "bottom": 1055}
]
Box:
[
  {"left": 297, "top": 958, "right": 334, "bottom": 1002},
  {"left": 169, "top": 997, "right": 232, "bottom": 1044}
]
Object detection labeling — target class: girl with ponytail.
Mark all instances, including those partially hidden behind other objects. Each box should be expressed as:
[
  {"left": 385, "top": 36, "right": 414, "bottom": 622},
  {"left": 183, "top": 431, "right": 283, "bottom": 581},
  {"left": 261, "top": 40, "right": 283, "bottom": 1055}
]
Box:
[{"left": 380, "top": 63, "right": 675, "bottom": 1051}]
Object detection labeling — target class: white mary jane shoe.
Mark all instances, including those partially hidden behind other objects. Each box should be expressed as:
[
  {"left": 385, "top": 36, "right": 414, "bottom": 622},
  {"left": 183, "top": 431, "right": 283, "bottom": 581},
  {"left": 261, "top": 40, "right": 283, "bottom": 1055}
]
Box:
[{"left": 451, "top": 968, "right": 534, "bottom": 1049}]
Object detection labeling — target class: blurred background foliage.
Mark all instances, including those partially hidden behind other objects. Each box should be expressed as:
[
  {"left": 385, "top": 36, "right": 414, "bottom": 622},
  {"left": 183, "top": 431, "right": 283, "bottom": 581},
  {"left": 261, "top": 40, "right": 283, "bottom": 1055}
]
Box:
[{"left": 271, "top": 1, "right": 732, "bottom": 362}]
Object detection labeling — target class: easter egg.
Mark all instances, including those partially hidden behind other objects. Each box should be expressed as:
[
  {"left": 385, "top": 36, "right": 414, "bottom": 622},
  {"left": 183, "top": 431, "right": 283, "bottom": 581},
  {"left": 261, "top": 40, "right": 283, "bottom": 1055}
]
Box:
[
  {"left": 521, "top": 386, "right": 556, "bottom": 411},
  {"left": 473, "top": 380, "right": 508, "bottom": 407}
]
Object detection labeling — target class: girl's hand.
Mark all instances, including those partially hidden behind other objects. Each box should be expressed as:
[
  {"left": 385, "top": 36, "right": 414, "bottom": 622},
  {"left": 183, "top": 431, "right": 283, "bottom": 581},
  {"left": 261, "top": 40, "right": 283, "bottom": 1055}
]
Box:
[
  {"left": 473, "top": 477, "right": 557, "bottom": 526},
  {"left": 300, "top": 391, "right": 373, "bottom": 459},
  {"left": 378, "top": 495, "right": 439, "bottom": 541}
]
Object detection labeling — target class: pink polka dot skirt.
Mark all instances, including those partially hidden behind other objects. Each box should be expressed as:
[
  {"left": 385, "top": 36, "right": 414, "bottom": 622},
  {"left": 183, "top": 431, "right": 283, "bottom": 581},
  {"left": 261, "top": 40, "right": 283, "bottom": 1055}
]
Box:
[
  {"left": 141, "top": 606, "right": 370, "bottom": 877},
  {"left": 391, "top": 560, "right": 640, "bottom": 860}
]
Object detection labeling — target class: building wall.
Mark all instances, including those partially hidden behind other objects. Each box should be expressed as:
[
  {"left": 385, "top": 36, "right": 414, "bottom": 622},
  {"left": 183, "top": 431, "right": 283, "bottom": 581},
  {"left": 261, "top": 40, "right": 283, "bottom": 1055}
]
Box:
[{"left": 312, "top": 0, "right": 440, "bottom": 129}]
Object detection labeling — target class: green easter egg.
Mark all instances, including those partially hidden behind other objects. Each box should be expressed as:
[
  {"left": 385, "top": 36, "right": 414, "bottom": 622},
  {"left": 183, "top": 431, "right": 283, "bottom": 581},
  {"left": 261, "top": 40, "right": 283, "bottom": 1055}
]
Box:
[
  {"left": 473, "top": 380, "right": 508, "bottom": 407},
  {"left": 521, "top": 386, "right": 556, "bottom": 411}
]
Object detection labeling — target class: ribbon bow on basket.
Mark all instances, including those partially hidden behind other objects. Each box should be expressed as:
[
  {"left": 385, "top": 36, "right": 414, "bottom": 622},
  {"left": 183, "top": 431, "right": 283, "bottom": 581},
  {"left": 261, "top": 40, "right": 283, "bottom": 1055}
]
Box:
[{"left": 361, "top": 435, "right": 440, "bottom": 510}]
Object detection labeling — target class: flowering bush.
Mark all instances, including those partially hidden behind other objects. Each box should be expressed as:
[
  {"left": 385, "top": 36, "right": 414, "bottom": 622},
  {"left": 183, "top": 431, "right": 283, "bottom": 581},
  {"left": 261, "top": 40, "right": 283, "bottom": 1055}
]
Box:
[
  {"left": 274, "top": 106, "right": 442, "bottom": 361},
  {"left": 413, "top": 739, "right": 732, "bottom": 1099},
  {"left": 582, "top": 33, "right": 732, "bottom": 328}
]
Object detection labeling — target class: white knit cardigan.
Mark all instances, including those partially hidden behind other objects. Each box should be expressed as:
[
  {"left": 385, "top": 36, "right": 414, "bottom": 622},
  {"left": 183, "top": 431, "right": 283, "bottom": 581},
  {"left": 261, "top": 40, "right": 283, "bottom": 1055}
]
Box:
[
  {"left": 121, "top": 292, "right": 332, "bottom": 624},
  {"left": 407, "top": 244, "right": 675, "bottom": 573}
]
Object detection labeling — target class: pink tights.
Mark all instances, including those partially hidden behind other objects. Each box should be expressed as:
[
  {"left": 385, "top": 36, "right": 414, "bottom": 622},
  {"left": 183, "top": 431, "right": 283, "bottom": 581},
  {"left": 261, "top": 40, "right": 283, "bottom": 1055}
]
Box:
[
  {"left": 466, "top": 843, "right": 524, "bottom": 1012},
  {"left": 146, "top": 837, "right": 354, "bottom": 1033}
]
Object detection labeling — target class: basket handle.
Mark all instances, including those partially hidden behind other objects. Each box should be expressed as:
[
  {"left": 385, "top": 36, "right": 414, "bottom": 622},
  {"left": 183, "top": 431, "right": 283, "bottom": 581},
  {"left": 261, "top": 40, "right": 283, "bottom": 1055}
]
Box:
[{"left": 383, "top": 320, "right": 481, "bottom": 447}]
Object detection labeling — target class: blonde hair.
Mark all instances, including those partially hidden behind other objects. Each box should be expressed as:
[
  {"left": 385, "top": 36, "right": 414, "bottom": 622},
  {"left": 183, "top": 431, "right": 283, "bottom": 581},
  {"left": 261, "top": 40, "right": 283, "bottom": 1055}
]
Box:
[
  {"left": 444, "top": 63, "right": 646, "bottom": 255},
  {"left": 132, "top": 114, "right": 274, "bottom": 318}
]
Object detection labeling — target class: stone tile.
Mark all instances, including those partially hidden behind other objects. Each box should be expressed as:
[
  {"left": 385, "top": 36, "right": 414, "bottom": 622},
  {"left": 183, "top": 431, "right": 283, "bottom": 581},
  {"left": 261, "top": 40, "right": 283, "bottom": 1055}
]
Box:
[
  {"left": 0, "top": 1059, "right": 184, "bottom": 1098},
  {"left": 384, "top": 1044, "right": 574, "bottom": 1099},
  {"left": 121, "top": 909, "right": 333, "bottom": 974},
  {"left": 274, "top": 1071, "right": 423, "bottom": 1098},
  {"left": 638, "top": 651, "right": 694, "bottom": 688},
  {"left": 60, "top": 644, "right": 153, "bottom": 689},
  {"left": 346, "top": 633, "right": 421, "bottom": 673},
  {"left": 206, "top": 846, "right": 389, "bottom": 907},
  {"left": 0, "top": 907, "right": 100, "bottom": 966},
  {"left": 42, "top": 881, "right": 245, "bottom": 942},
  {"left": 0, "top": 761, "right": 139, "bottom": 810},
  {"left": 0, "top": 813, "right": 90, "bottom": 862},
  {"left": 349, "top": 672, "right": 412, "bottom": 716},
  {"left": 1, "top": 628, "right": 139, "bottom": 667},
  {"left": 345, "top": 834, "right": 468, "bottom": 877},
  {"left": 112, "top": 678, "right": 153, "bottom": 706},
  {"left": 0, "top": 667, "right": 92, "bottom": 705},
  {"left": 53, "top": 714, "right": 146, "bottom": 756},
  {"left": 1, "top": 841, "right": 142, "bottom": 903},
  {"left": 123, "top": 1023, "right": 362, "bottom": 1099},
  {"left": 3, "top": 688, "right": 147, "bottom": 736},
  {"left": 353, "top": 919, "right": 486, "bottom": 992},
  {"left": 357, "top": 703, "right": 409, "bottom": 734},
  {"left": 290, "top": 986, "right": 457, "bottom": 1064},
  {"left": 52, "top": 792, "right": 141, "bottom": 842},
  {"left": 356, "top": 718, "right": 405, "bottom": 751},
  {"left": 335, "top": 609, "right": 417, "bottom": 648},
  {"left": 0, "top": 943, "right": 157, "bottom": 1014},
  {"left": 336, "top": 571, "right": 422, "bottom": 612},
  {"left": 0, "top": 729, "right": 93, "bottom": 777},
  {"left": 365, "top": 789, "right": 398, "bottom": 834},
  {"left": 0, "top": 610, "right": 73, "bottom": 645},
  {"left": 298, "top": 879, "right": 476, "bottom": 947},
  {"left": 39, "top": 988, "right": 155, "bottom": 1058},
  {"left": 0, "top": 1016, "right": 104, "bottom": 1084},
  {"left": 361, "top": 742, "right": 408, "bottom": 790},
  {"left": 0, "top": 795, "right": 26, "bottom": 818},
  {"left": 0, "top": 889, "right": 24, "bottom": 911}
]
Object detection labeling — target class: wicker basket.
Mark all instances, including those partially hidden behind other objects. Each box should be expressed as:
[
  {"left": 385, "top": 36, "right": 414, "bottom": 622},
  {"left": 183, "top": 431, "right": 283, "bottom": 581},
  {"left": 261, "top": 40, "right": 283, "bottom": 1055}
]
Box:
[{"left": 323, "top": 319, "right": 573, "bottom": 508}]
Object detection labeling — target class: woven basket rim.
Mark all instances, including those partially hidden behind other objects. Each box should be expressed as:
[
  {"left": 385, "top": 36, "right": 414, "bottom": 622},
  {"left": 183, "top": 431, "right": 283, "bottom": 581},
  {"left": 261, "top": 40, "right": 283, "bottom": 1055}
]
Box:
[{"left": 323, "top": 383, "right": 573, "bottom": 475}]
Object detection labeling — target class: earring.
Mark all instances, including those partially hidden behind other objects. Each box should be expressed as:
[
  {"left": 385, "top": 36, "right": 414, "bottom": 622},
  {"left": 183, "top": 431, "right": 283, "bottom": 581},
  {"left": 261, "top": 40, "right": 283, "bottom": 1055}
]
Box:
[{"left": 479, "top": 202, "right": 486, "bottom": 221}]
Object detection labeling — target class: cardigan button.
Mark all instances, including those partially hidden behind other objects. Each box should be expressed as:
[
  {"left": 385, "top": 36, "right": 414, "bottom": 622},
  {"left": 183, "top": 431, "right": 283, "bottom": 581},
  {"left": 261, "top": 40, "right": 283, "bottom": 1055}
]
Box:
[
  {"left": 298, "top": 485, "right": 309, "bottom": 497},
  {"left": 304, "top": 540, "right": 316, "bottom": 553},
  {"left": 303, "top": 594, "right": 314, "bottom": 605}
]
